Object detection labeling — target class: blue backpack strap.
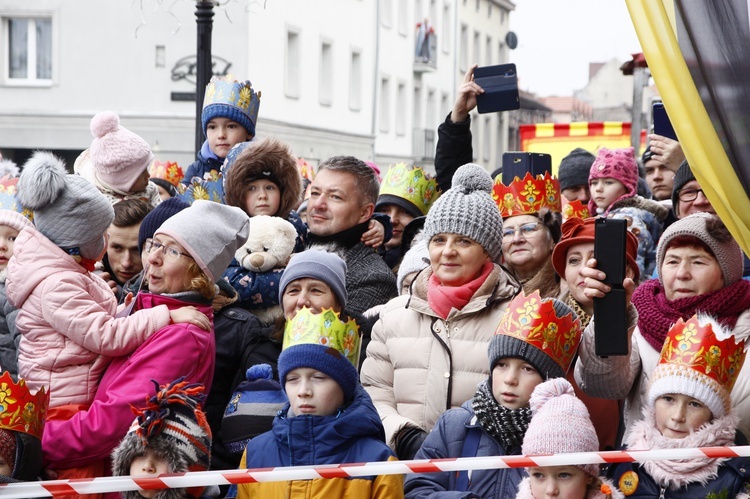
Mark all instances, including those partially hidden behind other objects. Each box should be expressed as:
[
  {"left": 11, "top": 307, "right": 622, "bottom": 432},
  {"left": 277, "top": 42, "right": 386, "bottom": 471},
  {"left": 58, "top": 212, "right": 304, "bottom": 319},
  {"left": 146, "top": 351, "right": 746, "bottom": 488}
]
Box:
[{"left": 455, "top": 415, "right": 481, "bottom": 492}]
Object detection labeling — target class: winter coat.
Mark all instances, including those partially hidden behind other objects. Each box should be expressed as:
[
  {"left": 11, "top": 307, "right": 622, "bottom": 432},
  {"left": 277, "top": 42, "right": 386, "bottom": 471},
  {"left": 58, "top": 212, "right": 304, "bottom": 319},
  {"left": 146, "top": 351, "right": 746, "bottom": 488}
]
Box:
[
  {"left": 515, "top": 477, "right": 624, "bottom": 499},
  {"left": 575, "top": 308, "right": 750, "bottom": 441},
  {"left": 41, "top": 291, "right": 215, "bottom": 472},
  {"left": 434, "top": 113, "right": 473, "bottom": 193},
  {"left": 361, "top": 264, "right": 520, "bottom": 447},
  {"left": 228, "top": 385, "right": 403, "bottom": 499},
  {"left": 0, "top": 273, "right": 20, "bottom": 380},
  {"left": 404, "top": 400, "right": 526, "bottom": 499},
  {"left": 7, "top": 227, "right": 170, "bottom": 407},
  {"left": 182, "top": 140, "right": 223, "bottom": 186},
  {"left": 344, "top": 241, "right": 399, "bottom": 315}
]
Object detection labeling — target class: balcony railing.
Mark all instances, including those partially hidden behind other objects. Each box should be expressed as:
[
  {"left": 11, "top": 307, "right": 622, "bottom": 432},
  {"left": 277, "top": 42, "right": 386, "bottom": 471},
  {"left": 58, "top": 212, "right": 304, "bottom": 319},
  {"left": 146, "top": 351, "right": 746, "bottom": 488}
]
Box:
[{"left": 414, "top": 33, "right": 437, "bottom": 72}]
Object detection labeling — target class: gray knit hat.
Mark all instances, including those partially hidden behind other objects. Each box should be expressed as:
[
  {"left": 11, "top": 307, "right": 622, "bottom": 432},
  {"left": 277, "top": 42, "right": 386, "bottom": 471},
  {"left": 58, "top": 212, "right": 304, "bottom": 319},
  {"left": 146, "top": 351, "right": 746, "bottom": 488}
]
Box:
[
  {"left": 656, "top": 212, "right": 743, "bottom": 286},
  {"left": 17, "top": 151, "right": 114, "bottom": 260},
  {"left": 671, "top": 160, "right": 696, "bottom": 217},
  {"left": 423, "top": 163, "right": 503, "bottom": 261},
  {"left": 396, "top": 236, "right": 430, "bottom": 293},
  {"left": 557, "top": 148, "right": 595, "bottom": 191},
  {"left": 278, "top": 249, "right": 347, "bottom": 309},
  {"left": 155, "top": 200, "right": 250, "bottom": 282}
]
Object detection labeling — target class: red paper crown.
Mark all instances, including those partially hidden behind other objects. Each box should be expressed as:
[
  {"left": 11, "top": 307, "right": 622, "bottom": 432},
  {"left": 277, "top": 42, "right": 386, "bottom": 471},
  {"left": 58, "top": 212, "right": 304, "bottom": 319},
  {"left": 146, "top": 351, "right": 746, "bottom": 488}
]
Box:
[
  {"left": 562, "top": 199, "right": 590, "bottom": 221},
  {"left": 657, "top": 315, "right": 746, "bottom": 396},
  {"left": 493, "top": 289, "right": 581, "bottom": 372},
  {"left": 149, "top": 160, "right": 185, "bottom": 187},
  {"left": 492, "top": 172, "right": 562, "bottom": 218},
  {"left": 0, "top": 372, "right": 49, "bottom": 440}
]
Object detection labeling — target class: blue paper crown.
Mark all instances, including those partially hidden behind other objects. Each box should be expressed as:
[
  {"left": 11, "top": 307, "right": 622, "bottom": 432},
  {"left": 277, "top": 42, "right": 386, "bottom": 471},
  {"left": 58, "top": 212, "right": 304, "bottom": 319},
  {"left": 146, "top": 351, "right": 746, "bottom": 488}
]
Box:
[{"left": 201, "top": 75, "right": 261, "bottom": 137}]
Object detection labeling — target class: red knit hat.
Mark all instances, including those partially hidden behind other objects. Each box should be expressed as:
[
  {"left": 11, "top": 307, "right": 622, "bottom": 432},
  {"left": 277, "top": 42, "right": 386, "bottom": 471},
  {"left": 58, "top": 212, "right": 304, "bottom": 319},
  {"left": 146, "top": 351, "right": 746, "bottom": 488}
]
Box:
[{"left": 587, "top": 147, "right": 639, "bottom": 216}]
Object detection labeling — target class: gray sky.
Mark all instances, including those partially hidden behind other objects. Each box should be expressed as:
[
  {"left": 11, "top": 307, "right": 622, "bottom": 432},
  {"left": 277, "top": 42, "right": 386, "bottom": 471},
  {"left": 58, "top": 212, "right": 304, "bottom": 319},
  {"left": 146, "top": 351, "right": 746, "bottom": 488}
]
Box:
[{"left": 508, "top": 0, "right": 643, "bottom": 96}]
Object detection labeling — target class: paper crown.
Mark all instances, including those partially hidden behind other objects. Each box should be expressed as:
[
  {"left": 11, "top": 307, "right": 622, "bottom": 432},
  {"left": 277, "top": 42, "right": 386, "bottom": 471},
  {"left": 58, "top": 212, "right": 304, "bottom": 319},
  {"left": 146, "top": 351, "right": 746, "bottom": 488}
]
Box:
[
  {"left": 283, "top": 307, "right": 362, "bottom": 368},
  {"left": 492, "top": 172, "right": 562, "bottom": 218},
  {"left": 178, "top": 171, "right": 225, "bottom": 205},
  {"left": 378, "top": 163, "right": 441, "bottom": 216},
  {"left": 493, "top": 290, "right": 581, "bottom": 373},
  {"left": 148, "top": 160, "right": 185, "bottom": 188},
  {"left": 562, "top": 199, "right": 590, "bottom": 221},
  {"left": 202, "top": 75, "right": 260, "bottom": 134},
  {"left": 0, "top": 175, "right": 33, "bottom": 221},
  {"left": 0, "top": 372, "right": 49, "bottom": 440},
  {"left": 651, "top": 314, "right": 746, "bottom": 416}
]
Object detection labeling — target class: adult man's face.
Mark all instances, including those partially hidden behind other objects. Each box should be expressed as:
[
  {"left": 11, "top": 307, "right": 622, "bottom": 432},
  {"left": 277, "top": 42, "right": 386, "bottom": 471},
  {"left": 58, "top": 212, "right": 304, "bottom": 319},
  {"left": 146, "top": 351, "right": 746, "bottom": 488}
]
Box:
[
  {"left": 644, "top": 159, "right": 675, "bottom": 201},
  {"left": 307, "top": 169, "right": 374, "bottom": 237},
  {"left": 106, "top": 223, "right": 142, "bottom": 284},
  {"left": 561, "top": 185, "right": 590, "bottom": 204}
]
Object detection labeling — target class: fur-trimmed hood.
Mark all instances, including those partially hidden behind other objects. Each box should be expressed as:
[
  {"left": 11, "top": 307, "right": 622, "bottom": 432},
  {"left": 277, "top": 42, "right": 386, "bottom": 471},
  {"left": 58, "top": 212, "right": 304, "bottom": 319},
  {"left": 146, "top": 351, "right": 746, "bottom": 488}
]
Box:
[{"left": 222, "top": 137, "right": 303, "bottom": 219}]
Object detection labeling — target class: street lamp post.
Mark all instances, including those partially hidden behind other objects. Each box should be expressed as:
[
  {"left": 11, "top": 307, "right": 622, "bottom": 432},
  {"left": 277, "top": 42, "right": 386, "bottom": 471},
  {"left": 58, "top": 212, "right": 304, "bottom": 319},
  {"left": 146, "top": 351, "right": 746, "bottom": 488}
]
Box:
[{"left": 195, "top": 1, "right": 215, "bottom": 157}]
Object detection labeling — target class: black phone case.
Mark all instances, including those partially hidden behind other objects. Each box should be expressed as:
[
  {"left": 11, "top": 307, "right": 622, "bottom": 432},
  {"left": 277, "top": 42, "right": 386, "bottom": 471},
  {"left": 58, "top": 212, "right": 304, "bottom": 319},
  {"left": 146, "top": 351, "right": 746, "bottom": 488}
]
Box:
[
  {"left": 653, "top": 102, "right": 678, "bottom": 141},
  {"left": 501, "top": 152, "right": 551, "bottom": 184},
  {"left": 474, "top": 63, "right": 520, "bottom": 114},
  {"left": 593, "top": 218, "right": 629, "bottom": 356}
]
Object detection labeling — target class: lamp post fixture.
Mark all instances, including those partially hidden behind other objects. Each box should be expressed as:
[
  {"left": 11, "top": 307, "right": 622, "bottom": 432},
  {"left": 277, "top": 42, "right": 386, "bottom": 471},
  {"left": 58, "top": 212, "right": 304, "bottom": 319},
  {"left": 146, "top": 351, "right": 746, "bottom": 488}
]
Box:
[{"left": 195, "top": 1, "right": 215, "bottom": 156}]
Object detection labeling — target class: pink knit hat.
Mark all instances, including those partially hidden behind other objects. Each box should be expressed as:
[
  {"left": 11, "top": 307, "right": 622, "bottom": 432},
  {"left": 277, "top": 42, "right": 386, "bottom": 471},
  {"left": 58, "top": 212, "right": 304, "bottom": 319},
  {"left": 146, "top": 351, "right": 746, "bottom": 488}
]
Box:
[
  {"left": 521, "top": 378, "right": 600, "bottom": 478},
  {"left": 89, "top": 111, "right": 154, "bottom": 193},
  {"left": 587, "top": 147, "right": 638, "bottom": 216},
  {"left": 0, "top": 210, "right": 33, "bottom": 233}
]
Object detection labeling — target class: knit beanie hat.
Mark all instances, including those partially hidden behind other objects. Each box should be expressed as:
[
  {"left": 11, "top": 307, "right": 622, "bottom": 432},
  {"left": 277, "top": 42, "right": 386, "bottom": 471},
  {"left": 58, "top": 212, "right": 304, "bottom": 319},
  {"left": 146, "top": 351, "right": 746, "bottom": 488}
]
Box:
[
  {"left": 155, "top": 200, "right": 249, "bottom": 282},
  {"left": 278, "top": 343, "right": 359, "bottom": 404},
  {"left": 220, "top": 364, "right": 287, "bottom": 456},
  {"left": 396, "top": 236, "right": 430, "bottom": 293},
  {"left": 0, "top": 210, "right": 32, "bottom": 234},
  {"left": 671, "top": 160, "right": 696, "bottom": 216},
  {"left": 138, "top": 196, "right": 190, "bottom": 252},
  {"left": 423, "top": 163, "right": 503, "bottom": 261},
  {"left": 111, "top": 379, "right": 211, "bottom": 499},
  {"left": 17, "top": 152, "right": 114, "bottom": 260},
  {"left": 587, "top": 147, "right": 639, "bottom": 216},
  {"left": 278, "top": 249, "right": 348, "bottom": 308},
  {"left": 0, "top": 429, "right": 15, "bottom": 474},
  {"left": 558, "top": 148, "right": 595, "bottom": 191},
  {"left": 201, "top": 75, "right": 260, "bottom": 137},
  {"left": 656, "top": 212, "right": 743, "bottom": 286},
  {"left": 522, "top": 378, "right": 600, "bottom": 478},
  {"left": 89, "top": 111, "right": 154, "bottom": 193},
  {"left": 488, "top": 290, "right": 581, "bottom": 381}
]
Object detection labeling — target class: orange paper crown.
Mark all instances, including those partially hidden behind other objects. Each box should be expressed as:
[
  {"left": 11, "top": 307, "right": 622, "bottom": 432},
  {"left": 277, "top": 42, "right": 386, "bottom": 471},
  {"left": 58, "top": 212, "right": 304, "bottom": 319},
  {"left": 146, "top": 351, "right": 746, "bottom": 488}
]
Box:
[
  {"left": 0, "top": 372, "right": 49, "bottom": 440},
  {"left": 492, "top": 172, "right": 562, "bottom": 218},
  {"left": 562, "top": 199, "right": 590, "bottom": 221},
  {"left": 493, "top": 289, "right": 581, "bottom": 373},
  {"left": 149, "top": 160, "right": 185, "bottom": 187}
]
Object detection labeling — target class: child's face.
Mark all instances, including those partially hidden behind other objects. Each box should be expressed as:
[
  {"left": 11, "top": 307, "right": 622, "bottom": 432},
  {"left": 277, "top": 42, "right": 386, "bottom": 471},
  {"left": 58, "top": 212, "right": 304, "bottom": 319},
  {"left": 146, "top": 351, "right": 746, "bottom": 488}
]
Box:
[
  {"left": 129, "top": 448, "right": 170, "bottom": 499},
  {"left": 206, "top": 117, "right": 251, "bottom": 159},
  {"left": 528, "top": 466, "right": 591, "bottom": 499},
  {"left": 244, "top": 179, "right": 281, "bottom": 217},
  {"left": 589, "top": 178, "right": 627, "bottom": 210},
  {"left": 285, "top": 367, "right": 345, "bottom": 417},
  {"left": 491, "top": 358, "right": 543, "bottom": 409},
  {"left": 0, "top": 225, "right": 19, "bottom": 271},
  {"left": 129, "top": 169, "right": 151, "bottom": 193},
  {"left": 654, "top": 393, "right": 713, "bottom": 439},
  {"left": 0, "top": 455, "right": 11, "bottom": 477}
]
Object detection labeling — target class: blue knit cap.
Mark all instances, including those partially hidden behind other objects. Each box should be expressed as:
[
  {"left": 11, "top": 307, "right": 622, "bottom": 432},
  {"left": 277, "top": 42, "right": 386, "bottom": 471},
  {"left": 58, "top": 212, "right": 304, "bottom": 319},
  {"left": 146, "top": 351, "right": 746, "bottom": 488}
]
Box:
[
  {"left": 278, "top": 344, "right": 359, "bottom": 402},
  {"left": 200, "top": 76, "right": 260, "bottom": 137},
  {"left": 278, "top": 249, "right": 348, "bottom": 308}
]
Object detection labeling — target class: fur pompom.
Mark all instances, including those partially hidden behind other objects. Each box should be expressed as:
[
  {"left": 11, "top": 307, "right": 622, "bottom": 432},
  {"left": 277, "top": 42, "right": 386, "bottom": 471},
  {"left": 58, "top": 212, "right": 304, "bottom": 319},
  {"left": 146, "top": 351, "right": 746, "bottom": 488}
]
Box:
[
  {"left": 16, "top": 151, "right": 67, "bottom": 210},
  {"left": 90, "top": 111, "right": 120, "bottom": 139},
  {"left": 529, "top": 377, "right": 575, "bottom": 413},
  {"left": 452, "top": 163, "right": 493, "bottom": 194},
  {"left": 0, "top": 159, "right": 19, "bottom": 178}
]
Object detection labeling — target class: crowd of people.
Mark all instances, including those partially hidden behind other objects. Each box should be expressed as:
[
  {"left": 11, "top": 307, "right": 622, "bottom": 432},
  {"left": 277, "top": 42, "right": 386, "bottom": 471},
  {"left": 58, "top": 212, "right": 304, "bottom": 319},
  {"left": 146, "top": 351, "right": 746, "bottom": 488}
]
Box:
[{"left": 0, "top": 65, "right": 749, "bottom": 499}]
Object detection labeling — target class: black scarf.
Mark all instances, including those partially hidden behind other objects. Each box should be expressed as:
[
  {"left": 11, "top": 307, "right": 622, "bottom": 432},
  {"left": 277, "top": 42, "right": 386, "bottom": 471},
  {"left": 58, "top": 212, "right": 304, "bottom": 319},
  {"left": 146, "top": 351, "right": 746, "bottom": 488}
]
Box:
[
  {"left": 471, "top": 380, "right": 531, "bottom": 453},
  {"left": 307, "top": 221, "right": 369, "bottom": 250}
]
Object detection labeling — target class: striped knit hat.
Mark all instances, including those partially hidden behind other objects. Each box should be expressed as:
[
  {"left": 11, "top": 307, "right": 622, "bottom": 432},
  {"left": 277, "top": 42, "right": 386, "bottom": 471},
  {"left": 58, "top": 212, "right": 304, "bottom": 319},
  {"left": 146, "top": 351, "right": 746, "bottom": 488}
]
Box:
[{"left": 111, "top": 378, "right": 211, "bottom": 499}]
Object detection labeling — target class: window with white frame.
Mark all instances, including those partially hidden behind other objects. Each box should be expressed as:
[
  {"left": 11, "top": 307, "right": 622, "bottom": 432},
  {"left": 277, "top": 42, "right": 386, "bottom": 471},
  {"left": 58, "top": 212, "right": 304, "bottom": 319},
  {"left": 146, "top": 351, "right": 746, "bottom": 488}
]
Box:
[
  {"left": 441, "top": 3, "right": 451, "bottom": 53},
  {"left": 379, "top": 76, "right": 391, "bottom": 133},
  {"left": 471, "top": 114, "right": 479, "bottom": 160},
  {"left": 6, "top": 16, "right": 52, "bottom": 83},
  {"left": 381, "top": 0, "right": 392, "bottom": 28},
  {"left": 349, "top": 50, "right": 362, "bottom": 111},
  {"left": 485, "top": 35, "right": 492, "bottom": 66},
  {"left": 398, "top": 1, "right": 408, "bottom": 35},
  {"left": 459, "top": 24, "right": 468, "bottom": 72},
  {"left": 285, "top": 29, "right": 301, "bottom": 98},
  {"left": 413, "top": 84, "right": 423, "bottom": 129},
  {"left": 396, "top": 82, "right": 406, "bottom": 135},
  {"left": 473, "top": 30, "right": 480, "bottom": 66},
  {"left": 426, "top": 88, "right": 436, "bottom": 129},
  {"left": 441, "top": 92, "right": 450, "bottom": 120},
  {"left": 483, "top": 116, "right": 491, "bottom": 162},
  {"left": 319, "top": 40, "right": 333, "bottom": 106}
]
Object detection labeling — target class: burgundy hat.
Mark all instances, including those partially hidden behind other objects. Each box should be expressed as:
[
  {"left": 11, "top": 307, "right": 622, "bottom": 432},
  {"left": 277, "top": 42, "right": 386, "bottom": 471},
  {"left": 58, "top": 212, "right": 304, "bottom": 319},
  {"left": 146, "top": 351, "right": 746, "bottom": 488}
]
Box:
[{"left": 552, "top": 217, "right": 639, "bottom": 282}]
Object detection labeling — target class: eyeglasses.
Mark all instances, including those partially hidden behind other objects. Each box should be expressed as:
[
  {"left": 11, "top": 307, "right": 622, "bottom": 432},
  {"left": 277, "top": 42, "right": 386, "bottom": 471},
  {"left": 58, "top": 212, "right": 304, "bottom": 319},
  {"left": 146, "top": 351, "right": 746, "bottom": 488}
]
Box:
[
  {"left": 502, "top": 222, "right": 543, "bottom": 240},
  {"left": 143, "top": 238, "right": 192, "bottom": 262},
  {"left": 677, "top": 188, "right": 707, "bottom": 202}
]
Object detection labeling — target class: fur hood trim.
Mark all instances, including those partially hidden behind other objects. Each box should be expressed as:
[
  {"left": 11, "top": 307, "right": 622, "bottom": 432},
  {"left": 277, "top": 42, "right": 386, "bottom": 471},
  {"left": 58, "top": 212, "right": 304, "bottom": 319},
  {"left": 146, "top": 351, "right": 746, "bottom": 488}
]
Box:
[{"left": 613, "top": 195, "right": 670, "bottom": 221}]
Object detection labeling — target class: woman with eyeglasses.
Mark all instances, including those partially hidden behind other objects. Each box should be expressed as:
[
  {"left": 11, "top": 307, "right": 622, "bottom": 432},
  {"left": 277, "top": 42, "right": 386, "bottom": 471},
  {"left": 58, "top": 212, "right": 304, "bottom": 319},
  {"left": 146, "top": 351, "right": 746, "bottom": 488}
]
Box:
[{"left": 39, "top": 200, "right": 249, "bottom": 486}]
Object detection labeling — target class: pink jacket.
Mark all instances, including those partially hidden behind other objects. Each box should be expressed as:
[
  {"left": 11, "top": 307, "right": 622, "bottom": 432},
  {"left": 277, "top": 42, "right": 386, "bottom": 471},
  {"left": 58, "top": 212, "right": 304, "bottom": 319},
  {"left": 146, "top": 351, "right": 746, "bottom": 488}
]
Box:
[
  {"left": 42, "top": 292, "right": 216, "bottom": 470},
  {"left": 6, "top": 227, "right": 170, "bottom": 407}
]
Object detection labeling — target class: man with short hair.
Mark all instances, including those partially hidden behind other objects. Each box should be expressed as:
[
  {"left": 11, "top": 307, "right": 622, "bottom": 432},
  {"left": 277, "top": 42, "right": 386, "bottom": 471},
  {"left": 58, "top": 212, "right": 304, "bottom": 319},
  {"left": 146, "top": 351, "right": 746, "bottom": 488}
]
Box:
[
  {"left": 307, "top": 156, "right": 397, "bottom": 315},
  {"left": 642, "top": 147, "right": 675, "bottom": 202}
]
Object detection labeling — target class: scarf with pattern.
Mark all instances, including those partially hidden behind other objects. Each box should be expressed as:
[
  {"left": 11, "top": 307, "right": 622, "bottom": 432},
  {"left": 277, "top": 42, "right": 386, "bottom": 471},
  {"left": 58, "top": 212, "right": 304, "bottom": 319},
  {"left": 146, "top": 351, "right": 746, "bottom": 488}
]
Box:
[{"left": 471, "top": 379, "right": 532, "bottom": 453}]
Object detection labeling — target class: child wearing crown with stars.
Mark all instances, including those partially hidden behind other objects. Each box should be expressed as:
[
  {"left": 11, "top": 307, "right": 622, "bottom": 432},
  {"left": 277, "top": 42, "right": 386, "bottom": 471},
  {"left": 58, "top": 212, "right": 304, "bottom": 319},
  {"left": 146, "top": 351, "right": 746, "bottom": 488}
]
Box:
[{"left": 227, "top": 307, "right": 402, "bottom": 498}]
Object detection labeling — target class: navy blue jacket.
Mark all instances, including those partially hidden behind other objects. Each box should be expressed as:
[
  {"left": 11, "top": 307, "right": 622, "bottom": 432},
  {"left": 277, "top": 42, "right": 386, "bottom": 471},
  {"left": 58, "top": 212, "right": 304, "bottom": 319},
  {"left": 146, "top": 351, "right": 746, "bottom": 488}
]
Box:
[{"left": 182, "top": 140, "right": 224, "bottom": 185}]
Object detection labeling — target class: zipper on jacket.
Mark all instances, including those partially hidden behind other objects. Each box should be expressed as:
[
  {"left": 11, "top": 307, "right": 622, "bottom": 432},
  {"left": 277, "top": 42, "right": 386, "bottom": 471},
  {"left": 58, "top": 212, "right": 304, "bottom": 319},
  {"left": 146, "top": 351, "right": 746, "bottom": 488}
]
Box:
[
  {"left": 659, "top": 487, "right": 665, "bottom": 499},
  {"left": 430, "top": 317, "right": 453, "bottom": 411}
]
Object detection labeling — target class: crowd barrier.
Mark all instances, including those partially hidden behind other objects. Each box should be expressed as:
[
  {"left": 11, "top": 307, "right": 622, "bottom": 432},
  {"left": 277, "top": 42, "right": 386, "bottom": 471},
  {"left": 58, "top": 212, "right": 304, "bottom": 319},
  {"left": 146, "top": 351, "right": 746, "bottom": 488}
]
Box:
[{"left": 1, "top": 445, "right": 748, "bottom": 498}]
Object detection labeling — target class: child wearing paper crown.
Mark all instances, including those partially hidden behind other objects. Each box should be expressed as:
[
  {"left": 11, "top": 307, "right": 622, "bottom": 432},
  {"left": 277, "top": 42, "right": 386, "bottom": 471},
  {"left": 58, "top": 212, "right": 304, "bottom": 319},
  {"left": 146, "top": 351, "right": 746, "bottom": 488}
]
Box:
[
  {"left": 587, "top": 147, "right": 669, "bottom": 278},
  {"left": 182, "top": 75, "right": 260, "bottom": 186},
  {"left": 403, "top": 290, "right": 582, "bottom": 499},
  {"left": 6, "top": 152, "right": 210, "bottom": 410},
  {"left": 112, "top": 378, "right": 215, "bottom": 499},
  {"left": 606, "top": 314, "right": 750, "bottom": 498},
  {"left": 516, "top": 378, "right": 623, "bottom": 499},
  {"left": 227, "top": 308, "right": 403, "bottom": 499},
  {"left": 0, "top": 372, "right": 48, "bottom": 483}
]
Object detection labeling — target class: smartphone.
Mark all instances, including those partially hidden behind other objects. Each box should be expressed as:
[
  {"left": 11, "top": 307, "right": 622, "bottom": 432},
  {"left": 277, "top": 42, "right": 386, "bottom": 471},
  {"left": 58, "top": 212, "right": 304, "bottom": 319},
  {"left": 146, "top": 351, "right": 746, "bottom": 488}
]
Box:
[
  {"left": 593, "top": 218, "right": 629, "bottom": 356},
  {"left": 501, "top": 152, "right": 551, "bottom": 184},
  {"left": 652, "top": 102, "right": 678, "bottom": 141},
  {"left": 474, "top": 63, "right": 520, "bottom": 114}
]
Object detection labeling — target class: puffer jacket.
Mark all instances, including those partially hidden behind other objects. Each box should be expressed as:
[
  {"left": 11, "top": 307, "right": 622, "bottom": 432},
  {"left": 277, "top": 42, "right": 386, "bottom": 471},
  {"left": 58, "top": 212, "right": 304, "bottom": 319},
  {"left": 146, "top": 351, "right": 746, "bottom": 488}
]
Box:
[
  {"left": 229, "top": 385, "right": 403, "bottom": 499},
  {"left": 41, "top": 291, "right": 215, "bottom": 472},
  {"left": 361, "top": 264, "right": 520, "bottom": 447},
  {"left": 7, "top": 227, "right": 170, "bottom": 407},
  {"left": 404, "top": 400, "right": 526, "bottom": 499},
  {"left": 0, "top": 273, "right": 20, "bottom": 379}
]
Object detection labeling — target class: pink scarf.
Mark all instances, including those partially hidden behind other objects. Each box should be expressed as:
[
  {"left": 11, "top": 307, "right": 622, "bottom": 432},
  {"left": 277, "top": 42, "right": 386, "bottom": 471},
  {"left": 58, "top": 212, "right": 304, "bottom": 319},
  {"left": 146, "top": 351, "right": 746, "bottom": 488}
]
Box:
[
  {"left": 631, "top": 278, "right": 750, "bottom": 352},
  {"left": 427, "top": 262, "right": 494, "bottom": 319}
]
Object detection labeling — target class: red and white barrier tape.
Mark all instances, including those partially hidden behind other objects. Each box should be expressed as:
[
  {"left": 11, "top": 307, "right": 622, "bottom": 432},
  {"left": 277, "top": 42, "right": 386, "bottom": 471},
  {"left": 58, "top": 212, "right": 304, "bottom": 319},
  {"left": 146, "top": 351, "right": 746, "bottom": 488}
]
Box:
[{"left": 1, "top": 445, "right": 749, "bottom": 498}]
